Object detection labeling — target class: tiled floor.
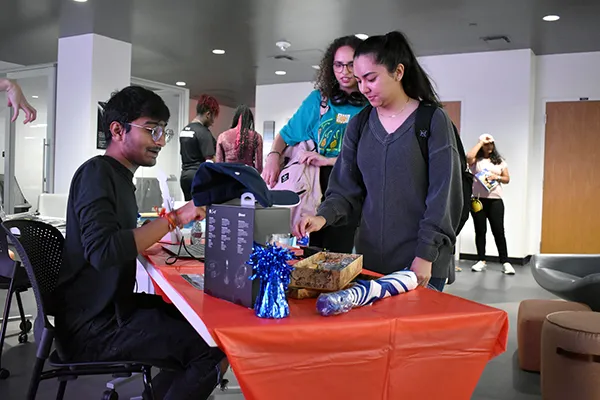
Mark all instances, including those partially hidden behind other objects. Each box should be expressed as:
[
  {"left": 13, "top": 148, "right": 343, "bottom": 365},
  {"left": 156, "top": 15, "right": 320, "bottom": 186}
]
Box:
[{"left": 0, "top": 260, "right": 555, "bottom": 399}]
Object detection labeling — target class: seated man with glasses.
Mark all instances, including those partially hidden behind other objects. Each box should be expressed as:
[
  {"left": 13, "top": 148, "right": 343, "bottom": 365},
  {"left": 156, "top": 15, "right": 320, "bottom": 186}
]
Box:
[{"left": 55, "top": 86, "right": 227, "bottom": 400}]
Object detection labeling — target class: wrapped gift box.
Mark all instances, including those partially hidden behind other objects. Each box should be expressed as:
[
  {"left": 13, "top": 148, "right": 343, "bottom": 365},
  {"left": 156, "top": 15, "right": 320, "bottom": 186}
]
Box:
[{"left": 290, "top": 252, "right": 363, "bottom": 292}]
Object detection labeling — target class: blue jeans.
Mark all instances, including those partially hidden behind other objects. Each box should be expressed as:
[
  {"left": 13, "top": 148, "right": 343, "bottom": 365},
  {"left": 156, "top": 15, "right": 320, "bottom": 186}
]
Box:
[{"left": 428, "top": 277, "right": 446, "bottom": 292}]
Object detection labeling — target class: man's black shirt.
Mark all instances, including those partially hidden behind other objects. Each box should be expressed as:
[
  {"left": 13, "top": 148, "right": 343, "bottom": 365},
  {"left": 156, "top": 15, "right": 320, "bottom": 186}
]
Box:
[
  {"left": 179, "top": 122, "right": 216, "bottom": 171},
  {"left": 56, "top": 156, "right": 139, "bottom": 332}
]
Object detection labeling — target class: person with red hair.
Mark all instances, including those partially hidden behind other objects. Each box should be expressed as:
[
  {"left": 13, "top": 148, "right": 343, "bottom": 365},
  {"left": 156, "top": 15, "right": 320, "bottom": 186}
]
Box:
[{"left": 180, "top": 94, "right": 220, "bottom": 200}]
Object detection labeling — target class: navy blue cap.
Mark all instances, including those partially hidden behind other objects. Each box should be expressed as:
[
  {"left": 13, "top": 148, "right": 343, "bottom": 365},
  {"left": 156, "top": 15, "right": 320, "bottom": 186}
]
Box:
[{"left": 191, "top": 163, "right": 300, "bottom": 208}]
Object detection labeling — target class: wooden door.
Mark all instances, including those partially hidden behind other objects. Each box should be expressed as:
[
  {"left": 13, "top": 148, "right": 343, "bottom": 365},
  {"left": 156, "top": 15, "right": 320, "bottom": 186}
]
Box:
[
  {"left": 541, "top": 101, "right": 600, "bottom": 253},
  {"left": 443, "top": 101, "right": 461, "bottom": 133}
]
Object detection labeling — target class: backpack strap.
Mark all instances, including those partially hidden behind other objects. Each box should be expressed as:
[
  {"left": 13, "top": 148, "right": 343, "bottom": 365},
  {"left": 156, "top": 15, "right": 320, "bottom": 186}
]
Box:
[
  {"left": 414, "top": 102, "right": 438, "bottom": 165},
  {"left": 320, "top": 94, "right": 329, "bottom": 118}
]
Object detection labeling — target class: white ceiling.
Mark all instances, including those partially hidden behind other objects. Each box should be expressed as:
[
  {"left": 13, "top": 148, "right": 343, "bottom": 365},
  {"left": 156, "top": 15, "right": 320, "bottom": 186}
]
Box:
[{"left": 1, "top": 0, "right": 600, "bottom": 106}]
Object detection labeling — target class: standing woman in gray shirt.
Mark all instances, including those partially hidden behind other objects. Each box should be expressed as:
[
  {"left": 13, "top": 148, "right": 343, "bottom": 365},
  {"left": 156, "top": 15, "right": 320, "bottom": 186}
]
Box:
[{"left": 295, "top": 31, "right": 464, "bottom": 291}]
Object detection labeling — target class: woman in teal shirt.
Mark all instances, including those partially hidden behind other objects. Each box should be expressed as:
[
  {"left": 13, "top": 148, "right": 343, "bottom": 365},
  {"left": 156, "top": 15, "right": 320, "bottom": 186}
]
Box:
[{"left": 262, "top": 35, "right": 367, "bottom": 252}]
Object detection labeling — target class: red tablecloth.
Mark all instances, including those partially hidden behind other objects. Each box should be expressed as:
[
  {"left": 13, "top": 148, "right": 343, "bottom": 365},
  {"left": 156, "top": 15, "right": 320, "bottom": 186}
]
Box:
[{"left": 144, "top": 247, "right": 508, "bottom": 400}]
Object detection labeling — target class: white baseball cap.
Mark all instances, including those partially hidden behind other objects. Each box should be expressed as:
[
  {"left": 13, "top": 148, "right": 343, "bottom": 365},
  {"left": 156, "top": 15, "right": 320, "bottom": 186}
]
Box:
[{"left": 479, "top": 134, "right": 495, "bottom": 142}]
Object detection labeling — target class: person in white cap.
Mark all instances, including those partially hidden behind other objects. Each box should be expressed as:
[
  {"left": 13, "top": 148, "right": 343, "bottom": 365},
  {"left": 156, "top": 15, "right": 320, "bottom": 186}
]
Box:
[{"left": 466, "top": 134, "right": 515, "bottom": 275}]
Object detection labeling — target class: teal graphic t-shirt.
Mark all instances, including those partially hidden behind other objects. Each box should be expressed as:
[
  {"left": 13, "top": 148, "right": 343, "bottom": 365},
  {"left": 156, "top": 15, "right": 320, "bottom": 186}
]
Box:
[{"left": 279, "top": 90, "right": 365, "bottom": 158}]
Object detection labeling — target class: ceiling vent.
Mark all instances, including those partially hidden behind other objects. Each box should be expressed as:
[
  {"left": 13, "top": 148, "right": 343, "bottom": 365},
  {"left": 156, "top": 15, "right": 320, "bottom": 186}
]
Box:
[
  {"left": 481, "top": 35, "right": 511, "bottom": 44},
  {"left": 272, "top": 55, "right": 296, "bottom": 62}
]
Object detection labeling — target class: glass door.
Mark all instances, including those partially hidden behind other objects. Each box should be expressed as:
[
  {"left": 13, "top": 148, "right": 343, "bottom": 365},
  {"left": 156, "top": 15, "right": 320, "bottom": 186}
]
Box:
[
  {"left": 0, "top": 64, "right": 56, "bottom": 214},
  {"left": 130, "top": 77, "right": 189, "bottom": 211},
  {"left": 0, "top": 75, "right": 8, "bottom": 215}
]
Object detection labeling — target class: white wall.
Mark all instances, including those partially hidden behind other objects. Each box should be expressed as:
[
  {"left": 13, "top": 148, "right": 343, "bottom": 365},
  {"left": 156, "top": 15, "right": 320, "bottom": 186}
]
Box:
[
  {"left": 527, "top": 52, "right": 600, "bottom": 255},
  {"left": 54, "top": 34, "right": 132, "bottom": 193},
  {"left": 255, "top": 82, "right": 315, "bottom": 161},
  {"left": 211, "top": 105, "right": 236, "bottom": 139},
  {"left": 420, "top": 49, "right": 536, "bottom": 258}
]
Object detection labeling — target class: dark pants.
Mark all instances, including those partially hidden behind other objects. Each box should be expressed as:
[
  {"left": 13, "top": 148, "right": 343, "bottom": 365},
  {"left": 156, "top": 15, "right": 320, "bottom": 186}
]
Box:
[
  {"left": 309, "top": 165, "right": 358, "bottom": 253},
  {"left": 180, "top": 169, "right": 196, "bottom": 201},
  {"left": 471, "top": 198, "right": 509, "bottom": 264},
  {"left": 63, "top": 294, "right": 225, "bottom": 400},
  {"left": 428, "top": 277, "right": 446, "bottom": 292}
]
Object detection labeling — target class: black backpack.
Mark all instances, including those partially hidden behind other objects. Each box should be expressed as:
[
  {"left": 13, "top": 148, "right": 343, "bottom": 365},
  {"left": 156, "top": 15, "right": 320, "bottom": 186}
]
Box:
[{"left": 354, "top": 103, "right": 472, "bottom": 235}]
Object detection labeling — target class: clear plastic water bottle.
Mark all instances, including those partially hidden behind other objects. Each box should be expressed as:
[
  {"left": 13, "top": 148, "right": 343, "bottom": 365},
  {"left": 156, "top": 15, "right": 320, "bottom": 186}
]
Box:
[
  {"left": 190, "top": 220, "right": 203, "bottom": 246},
  {"left": 316, "top": 289, "right": 354, "bottom": 317}
]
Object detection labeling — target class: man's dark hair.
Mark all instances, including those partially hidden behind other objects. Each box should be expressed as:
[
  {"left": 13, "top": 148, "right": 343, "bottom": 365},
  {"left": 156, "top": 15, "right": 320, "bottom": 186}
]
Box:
[{"left": 100, "top": 86, "right": 170, "bottom": 143}]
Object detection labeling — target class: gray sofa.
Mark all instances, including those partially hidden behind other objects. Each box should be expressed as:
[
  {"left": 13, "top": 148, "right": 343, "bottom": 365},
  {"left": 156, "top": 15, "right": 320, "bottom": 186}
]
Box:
[{"left": 531, "top": 254, "right": 600, "bottom": 311}]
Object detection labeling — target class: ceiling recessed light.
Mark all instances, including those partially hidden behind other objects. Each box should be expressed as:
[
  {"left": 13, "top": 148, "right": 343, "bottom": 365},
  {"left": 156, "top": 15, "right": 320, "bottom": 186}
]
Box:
[
  {"left": 543, "top": 15, "right": 560, "bottom": 22},
  {"left": 73, "top": 0, "right": 88, "bottom": 2},
  {"left": 275, "top": 70, "right": 287, "bottom": 76},
  {"left": 212, "top": 49, "right": 225, "bottom": 55},
  {"left": 31, "top": 95, "right": 39, "bottom": 99},
  {"left": 312, "top": 65, "right": 320, "bottom": 70},
  {"left": 175, "top": 81, "right": 186, "bottom": 86},
  {"left": 355, "top": 33, "right": 369, "bottom": 40}
]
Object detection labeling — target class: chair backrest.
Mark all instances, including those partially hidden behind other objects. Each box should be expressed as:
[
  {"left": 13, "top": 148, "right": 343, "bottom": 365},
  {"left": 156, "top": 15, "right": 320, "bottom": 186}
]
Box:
[
  {"left": 0, "top": 218, "right": 18, "bottom": 280},
  {"left": 1, "top": 220, "right": 64, "bottom": 327}
]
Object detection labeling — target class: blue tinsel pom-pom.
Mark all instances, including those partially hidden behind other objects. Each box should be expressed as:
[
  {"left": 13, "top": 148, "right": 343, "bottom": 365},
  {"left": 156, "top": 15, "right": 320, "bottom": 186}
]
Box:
[{"left": 248, "top": 242, "right": 295, "bottom": 319}]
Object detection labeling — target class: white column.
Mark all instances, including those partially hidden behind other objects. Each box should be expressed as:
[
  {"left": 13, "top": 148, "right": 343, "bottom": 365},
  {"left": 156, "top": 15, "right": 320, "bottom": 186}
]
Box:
[{"left": 54, "top": 33, "right": 131, "bottom": 194}]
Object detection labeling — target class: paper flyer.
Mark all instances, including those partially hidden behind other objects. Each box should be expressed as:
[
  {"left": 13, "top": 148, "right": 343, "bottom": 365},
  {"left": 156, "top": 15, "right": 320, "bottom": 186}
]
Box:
[{"left": 475, "top": 169, "right": 499, "bottom": 192}]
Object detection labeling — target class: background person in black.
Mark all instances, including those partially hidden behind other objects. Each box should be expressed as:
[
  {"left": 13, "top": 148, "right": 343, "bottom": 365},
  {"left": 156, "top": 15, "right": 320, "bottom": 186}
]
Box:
[
  {"left": 180, "top": 94, "right": 220, "bottom": 200},
  {"left": 55, "top": 86, "right": 228, "bottom": 400}
]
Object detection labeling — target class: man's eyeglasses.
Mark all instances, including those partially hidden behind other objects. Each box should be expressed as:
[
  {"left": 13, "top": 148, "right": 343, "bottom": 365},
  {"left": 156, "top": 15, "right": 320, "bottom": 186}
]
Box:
[
  {"left": 333, "top": 61, "right": 354, "bottom": 72},
  {"left": 127, "top": 123, "right": 174, "bottom": 143}
]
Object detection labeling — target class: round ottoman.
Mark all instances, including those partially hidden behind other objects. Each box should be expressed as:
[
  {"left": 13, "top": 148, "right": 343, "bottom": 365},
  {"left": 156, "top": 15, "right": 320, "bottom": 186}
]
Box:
[
  {"left": 541, "top": 311, "right": 600, "bottom": 400},
  {"left": 517, "top": 299, "right": 591, "bottom": 372}
]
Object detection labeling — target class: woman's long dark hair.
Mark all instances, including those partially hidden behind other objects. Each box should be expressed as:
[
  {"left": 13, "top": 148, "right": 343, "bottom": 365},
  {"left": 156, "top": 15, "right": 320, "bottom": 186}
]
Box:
[
  {"left": 477, "top": 143, "right": 504, "bottom": 165},
  {"left": 315, "top": 35, "right": 364, "bottom": 99},
  {"left": 354, "top": 31, "right": 441, "bottom": 106},
  {"left": 231, "top": 105, "right": 257, "bottom": 158}
]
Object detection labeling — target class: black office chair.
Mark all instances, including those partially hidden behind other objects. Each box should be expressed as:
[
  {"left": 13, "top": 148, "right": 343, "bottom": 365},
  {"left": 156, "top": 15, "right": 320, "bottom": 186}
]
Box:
[
  {"left": 0, "top": 219, "right": 33, "bottom": 379},
  {"left": 2, "top": 220, "right": 155, "bottom": 400}
]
